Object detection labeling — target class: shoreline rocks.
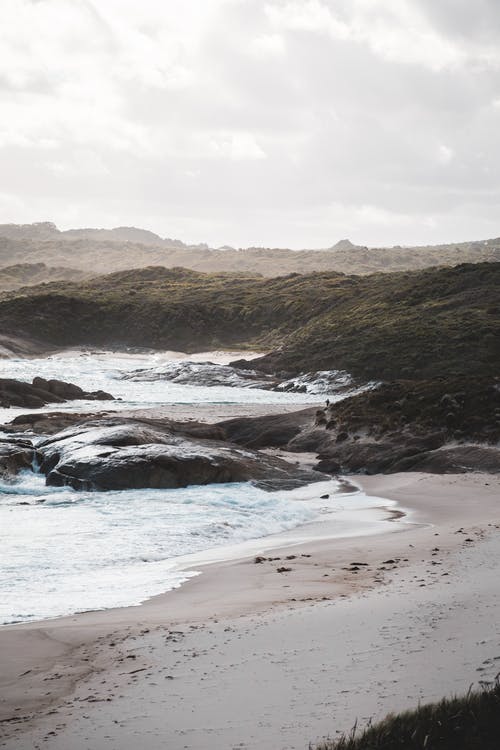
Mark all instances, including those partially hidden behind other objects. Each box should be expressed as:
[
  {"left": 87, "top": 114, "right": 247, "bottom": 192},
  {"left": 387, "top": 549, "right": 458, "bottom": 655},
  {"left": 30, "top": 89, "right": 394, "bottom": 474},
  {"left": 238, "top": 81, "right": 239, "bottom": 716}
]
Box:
[
  {"left": 34, "top": 418, "right": 325, "bottom": 492},
  {"left": 0, "top": 377, "right": 115, "bottom": 409},
  {"left": 121, "top": 360, "right": 358, "bottom": 396},
  {"left": 0, "top": 438, "right": 34, "bottom": 478},
  {"left": 216, "top": 377, "right": 500, "bottom": 475}
]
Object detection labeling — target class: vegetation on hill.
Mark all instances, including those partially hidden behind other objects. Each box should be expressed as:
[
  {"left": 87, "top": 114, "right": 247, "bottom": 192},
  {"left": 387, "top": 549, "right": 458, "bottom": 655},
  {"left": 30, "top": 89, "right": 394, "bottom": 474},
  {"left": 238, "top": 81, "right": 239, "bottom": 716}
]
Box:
[
  {"left": 314, "top": 683, "right": 500, "bottom": 750},
  {"left": 0, "top": 222, "right": 499, "bottom": 277},
  {"left": 0, "top": 263, "right": 498, "bottom": 381},
  {"left": 252, "top": 262, "right": 500, "bottom": 379},
  {"left": 322, "top": 377, "right": 500, "bottom": 444},
  {"left": 0, "top": 263, "right": 86, "bottom": 292}
]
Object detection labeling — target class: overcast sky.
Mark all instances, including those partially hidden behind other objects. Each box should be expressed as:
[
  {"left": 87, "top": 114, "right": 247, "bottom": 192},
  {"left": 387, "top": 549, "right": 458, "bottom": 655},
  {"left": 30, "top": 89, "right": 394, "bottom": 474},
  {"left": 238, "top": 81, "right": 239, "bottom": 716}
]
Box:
[{"left": 1, "top": 0, "right": 500, "bottom": 248}]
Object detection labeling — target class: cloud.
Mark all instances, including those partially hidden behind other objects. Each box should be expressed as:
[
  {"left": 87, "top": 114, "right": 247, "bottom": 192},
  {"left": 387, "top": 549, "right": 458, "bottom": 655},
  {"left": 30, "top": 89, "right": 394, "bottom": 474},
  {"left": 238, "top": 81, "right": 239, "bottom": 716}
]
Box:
[
  {"left": 0, "top": 0, "right": 499, "bottom": 248},
  {"left": 250, "top": 33, "right": 286, "bottom": 58},
  {"left": 437, "top": 144, "right": 455, "bottom": 165},
  {"left": 264, "top": 0, "right": 465, "bottom": 71}
]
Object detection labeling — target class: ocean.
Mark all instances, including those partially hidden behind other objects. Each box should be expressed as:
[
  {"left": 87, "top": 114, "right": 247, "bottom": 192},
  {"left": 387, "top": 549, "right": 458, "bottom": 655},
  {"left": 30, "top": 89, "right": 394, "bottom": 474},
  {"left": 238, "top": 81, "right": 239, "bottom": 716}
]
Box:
[{"left": 0, "top": 351, "right": 396, "bottom": 624}]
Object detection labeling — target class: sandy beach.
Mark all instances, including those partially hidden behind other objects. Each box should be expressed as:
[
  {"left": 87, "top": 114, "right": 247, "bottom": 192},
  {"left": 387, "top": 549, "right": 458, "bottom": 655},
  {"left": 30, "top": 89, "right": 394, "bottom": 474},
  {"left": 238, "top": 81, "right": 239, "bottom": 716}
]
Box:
[{"left": 1, "top": 470, "right": 499, "bottom": 749}]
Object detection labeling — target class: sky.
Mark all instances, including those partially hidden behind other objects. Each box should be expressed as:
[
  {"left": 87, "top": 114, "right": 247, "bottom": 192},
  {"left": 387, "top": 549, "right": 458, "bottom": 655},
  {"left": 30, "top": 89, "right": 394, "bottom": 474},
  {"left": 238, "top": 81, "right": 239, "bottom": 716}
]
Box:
[{"left": 1, "top": 0, "right": 500, "bottom": 248}]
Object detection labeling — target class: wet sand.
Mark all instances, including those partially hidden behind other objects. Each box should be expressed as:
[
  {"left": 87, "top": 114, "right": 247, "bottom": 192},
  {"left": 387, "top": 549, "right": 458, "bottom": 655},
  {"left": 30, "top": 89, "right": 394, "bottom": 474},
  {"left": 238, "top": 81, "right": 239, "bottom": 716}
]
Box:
[{"left": 1, "top": 472, "right": 500, "bottom": 749}]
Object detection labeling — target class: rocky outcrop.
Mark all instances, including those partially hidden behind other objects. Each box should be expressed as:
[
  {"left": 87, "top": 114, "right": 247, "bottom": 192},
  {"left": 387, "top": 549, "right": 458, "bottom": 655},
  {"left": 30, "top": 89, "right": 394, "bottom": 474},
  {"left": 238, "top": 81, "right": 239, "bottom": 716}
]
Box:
[
  {"left": 215, "top": 377, "right": 500, "bottom": 475},
  {"left": 316, "top": 377, "right": 500, "bottom": 444},
  {"left": 217, "top": 408, "right": 316, "bottom": 449},
  {"left": 121, "top": 361, "right": 278, "bottom": 389},
  {"left": 0, "top": 411, "right": 108, "bottom": 436},
  {"left": 388, "top": 445, "right": 500, "bottom": 474},
  {"left": 0, "top": 377, "right": 114, "bottom": 409},
  {"left": 0, "top": 334, "right": 55, "bottom": 359},
  {"left": 314, "top": 434, "right": 447, "bottom": 475},
  {"left": 121, "top": 360, "right": 356, "bottom": 396},
  {"left": 35, "top": 418, "right": 324, "bottom": 491}
]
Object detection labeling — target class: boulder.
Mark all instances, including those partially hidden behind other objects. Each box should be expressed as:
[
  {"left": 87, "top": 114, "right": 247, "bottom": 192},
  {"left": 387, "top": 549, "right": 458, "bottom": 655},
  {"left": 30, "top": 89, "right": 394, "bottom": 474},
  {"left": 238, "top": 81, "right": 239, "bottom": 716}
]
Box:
[
  {"left": 32, "top": 377, "right": 114, "bottom": 402},
  {"left": 36, "top": 418, "right": 325, "bottom": 491},
  {"left": 217, "top": 408, "right": 316, "bottom": 449},
  {"left": 32, "top": 377, "right": 85, "bottom": 400},
  {"left": 0, "top": 377, "right": 114, "bottom": 409}
]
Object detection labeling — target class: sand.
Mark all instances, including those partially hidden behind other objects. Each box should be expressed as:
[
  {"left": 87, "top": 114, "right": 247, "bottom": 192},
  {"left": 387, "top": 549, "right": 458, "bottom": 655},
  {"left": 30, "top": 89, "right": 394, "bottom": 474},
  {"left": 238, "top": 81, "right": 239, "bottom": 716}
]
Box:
[{"left": 1, "top": 471, "right": 500, "bottom": 749}]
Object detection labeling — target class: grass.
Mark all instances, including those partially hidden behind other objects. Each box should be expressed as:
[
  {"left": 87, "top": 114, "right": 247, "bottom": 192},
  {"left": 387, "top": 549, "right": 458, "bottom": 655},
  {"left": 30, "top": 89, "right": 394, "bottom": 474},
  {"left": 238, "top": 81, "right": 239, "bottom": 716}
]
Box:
[{"left": 314, "top": 683, "right": 500, "bottom": 750}]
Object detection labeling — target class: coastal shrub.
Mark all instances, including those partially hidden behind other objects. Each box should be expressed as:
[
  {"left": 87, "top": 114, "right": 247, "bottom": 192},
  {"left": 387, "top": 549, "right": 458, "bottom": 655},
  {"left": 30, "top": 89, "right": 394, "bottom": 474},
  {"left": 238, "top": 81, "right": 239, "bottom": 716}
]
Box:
[
  {"left": 314, "top": 682, "right": 500, "bottom": 750},
  {"left": 0, "top": 262, "right": 498, "bottom": 380}
]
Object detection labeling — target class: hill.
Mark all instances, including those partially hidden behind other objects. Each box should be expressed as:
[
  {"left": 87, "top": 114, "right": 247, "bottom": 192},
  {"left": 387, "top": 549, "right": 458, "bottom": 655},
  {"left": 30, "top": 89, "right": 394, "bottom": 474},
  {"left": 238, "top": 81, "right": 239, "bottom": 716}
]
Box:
[
  {"left": 0, "top": 222, "right": 499, "bottom": 278},
  {"left": 0, "top": 262, "right": 86, "bottom": 292},
  {"left": 0, "top": 262, "right": 498, "bottom": 381}
]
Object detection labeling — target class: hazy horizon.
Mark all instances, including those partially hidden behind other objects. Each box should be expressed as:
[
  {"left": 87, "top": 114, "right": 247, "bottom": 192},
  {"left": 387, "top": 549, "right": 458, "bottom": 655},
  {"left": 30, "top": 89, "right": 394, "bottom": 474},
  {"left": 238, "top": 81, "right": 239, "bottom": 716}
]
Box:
[
  {"left": 2, "top": 1, "right": 500, "bottom": 249},
  {"left": 2, "top": 218, "right": 500, "bottom": 252}
]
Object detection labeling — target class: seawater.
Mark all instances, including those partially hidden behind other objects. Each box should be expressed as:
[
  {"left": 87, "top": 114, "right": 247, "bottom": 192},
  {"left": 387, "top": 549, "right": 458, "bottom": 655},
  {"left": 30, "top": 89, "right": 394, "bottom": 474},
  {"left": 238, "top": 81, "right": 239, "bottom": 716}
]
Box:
[
  {"left": 0, "top": 350, "right": 395, "bottom": 625},
  {"left": 0, "top": 350, "right": 322, "bottom": 425},
  {"left": 0, "top": 471, "right": 394, "bottom": 625}
]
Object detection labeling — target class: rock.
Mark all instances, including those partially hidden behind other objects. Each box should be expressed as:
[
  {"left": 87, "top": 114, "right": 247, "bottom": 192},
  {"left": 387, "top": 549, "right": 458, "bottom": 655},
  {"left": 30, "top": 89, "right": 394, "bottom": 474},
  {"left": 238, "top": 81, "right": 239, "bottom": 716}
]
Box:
[
  {"left": 391, "top": 445, "right": 500, "bottom": 474},
  {"left": 320, "top": 377, "right": 500, "bottom": 444},
  {"left": 36, "top": 418, "right": 325, "bottom": 491},
  {"left": 315, "top": 433, "right": 447, "bottom": 475},
  {"left": 32, "top": 377, "right": 114, "bottom": 402},
  {"left": 32, "top": 377, "right": 85, "bottom": 400},
  {"left": 0, "top": 439, "right": 34, "bottom": 478},
  {"left": 287, "top": 428, "right": 335, "bottom": 453},
  {"left": 0, "top": 411, "right": 108, "bottom": 436},
  {"left": 217, "top": 408, "right": 316, "bottom": 449},
  {"left": 0, "top": 377, "right": 114, "bottom": 410},
  {"left": 314, "top": 409, "right": 327, "bottom": 426},
  {"left": 120, "top": 361, "right": 277, "bottom": 389}
]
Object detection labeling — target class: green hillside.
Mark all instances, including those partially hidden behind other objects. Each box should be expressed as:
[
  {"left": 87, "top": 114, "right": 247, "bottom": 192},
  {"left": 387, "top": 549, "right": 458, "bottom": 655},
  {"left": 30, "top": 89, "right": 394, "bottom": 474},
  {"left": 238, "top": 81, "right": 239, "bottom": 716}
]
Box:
[{"left": 0, "top": 262, "right": 498, "bottom": 381}]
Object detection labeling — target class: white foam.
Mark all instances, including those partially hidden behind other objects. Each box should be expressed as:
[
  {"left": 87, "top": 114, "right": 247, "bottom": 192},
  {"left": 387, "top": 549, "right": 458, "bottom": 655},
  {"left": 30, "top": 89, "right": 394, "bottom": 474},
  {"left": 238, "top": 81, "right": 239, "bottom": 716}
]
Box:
[{"left": 0, "top": 349, "right": 396, "bottom": 625}]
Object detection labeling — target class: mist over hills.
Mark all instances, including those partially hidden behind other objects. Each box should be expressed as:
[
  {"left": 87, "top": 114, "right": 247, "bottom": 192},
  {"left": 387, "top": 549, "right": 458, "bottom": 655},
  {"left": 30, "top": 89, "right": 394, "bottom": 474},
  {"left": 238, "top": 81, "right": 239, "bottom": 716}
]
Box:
[{"left": 0, "top": 222, "right": 499, "bottom": 283}]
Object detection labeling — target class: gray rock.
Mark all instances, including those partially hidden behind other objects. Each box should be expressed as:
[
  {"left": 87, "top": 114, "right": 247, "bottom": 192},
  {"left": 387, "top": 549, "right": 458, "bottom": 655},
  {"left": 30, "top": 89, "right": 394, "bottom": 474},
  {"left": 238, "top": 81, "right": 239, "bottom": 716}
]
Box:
[
  {"left": 37, "top": 418, "right": 324, "bottom": 491},
  {"left": 0, "top": 377, "right": 114, "bottom": 409},
  {"left": 217, "top": 408, "right": 316, "bottom": 449},
  {"left": 0, "top": 439, "right": 34, "bottom": 478}
]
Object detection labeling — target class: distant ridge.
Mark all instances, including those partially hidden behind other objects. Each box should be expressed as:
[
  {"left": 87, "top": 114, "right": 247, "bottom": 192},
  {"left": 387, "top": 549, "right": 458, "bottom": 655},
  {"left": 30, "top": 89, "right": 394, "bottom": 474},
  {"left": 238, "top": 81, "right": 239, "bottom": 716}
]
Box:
[
  {"left": 329, "top": 238, "right": 361, "bottom": 251},
  {"left": 0, "top": 221, "right": 202, "bottom": 250},
  {"left": 0, "top": 221, "right": 499, "bottom": 278}
]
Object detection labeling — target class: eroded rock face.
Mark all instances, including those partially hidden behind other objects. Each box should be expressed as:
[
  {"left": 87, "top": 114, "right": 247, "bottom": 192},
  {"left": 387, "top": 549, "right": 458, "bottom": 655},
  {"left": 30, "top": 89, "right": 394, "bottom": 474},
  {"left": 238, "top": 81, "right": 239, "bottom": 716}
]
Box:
[
  {"left": 0, "top": 377, "right": 114, "bottom": 409},
  {"left": 36, "top": 418, "right": 324, "bottom": 491}
]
